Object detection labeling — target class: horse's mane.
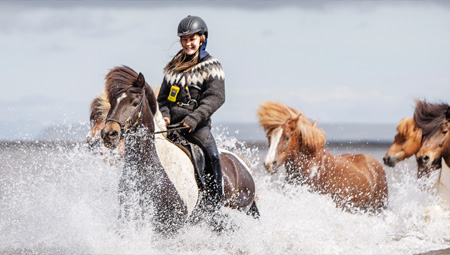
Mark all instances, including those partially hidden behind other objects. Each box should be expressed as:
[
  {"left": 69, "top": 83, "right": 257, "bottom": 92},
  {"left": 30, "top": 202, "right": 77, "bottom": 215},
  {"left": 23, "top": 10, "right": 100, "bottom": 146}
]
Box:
[
  {"left": 89, "top": 91, "right": 110, "bottom": 126},
  {"left": 397, "top": 117, "right": 420, "bottom": 138},
  {"left": 257, "top": 101, "right": 300, "bottom": 136},
  {"left": 414, "top": 99, "right": 449, "bottom": 136},
  {"left": 295, "top": 114, "right": 326, "bottom": 150},
  {"left": 104, "top": 66, "right": 157, "bottom": 115},
  {"left": 257, "top": 101, "right": 326, "bottom": 149}
]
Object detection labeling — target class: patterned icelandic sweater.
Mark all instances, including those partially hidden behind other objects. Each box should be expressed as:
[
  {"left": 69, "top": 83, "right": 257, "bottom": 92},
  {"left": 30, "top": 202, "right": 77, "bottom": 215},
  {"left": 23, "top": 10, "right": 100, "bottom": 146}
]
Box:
[{"left": 157, "top": 55, "right": 225, "bottom": 131}]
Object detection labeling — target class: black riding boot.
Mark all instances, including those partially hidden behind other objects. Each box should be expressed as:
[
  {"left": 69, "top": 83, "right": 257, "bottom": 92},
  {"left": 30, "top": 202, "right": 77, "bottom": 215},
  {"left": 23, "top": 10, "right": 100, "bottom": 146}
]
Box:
[
  {"left": 185, "top": 125, "right": 223, "bottom": 211},
  {"left": 204, "top": 148, "right": 223, "bottom": 211}
]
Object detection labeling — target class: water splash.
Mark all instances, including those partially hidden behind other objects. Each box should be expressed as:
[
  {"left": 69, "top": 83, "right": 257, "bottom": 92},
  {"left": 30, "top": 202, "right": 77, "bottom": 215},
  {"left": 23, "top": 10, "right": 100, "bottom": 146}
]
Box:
[{"left": 1, "top": 127, "right": 450, "bottom": 254}]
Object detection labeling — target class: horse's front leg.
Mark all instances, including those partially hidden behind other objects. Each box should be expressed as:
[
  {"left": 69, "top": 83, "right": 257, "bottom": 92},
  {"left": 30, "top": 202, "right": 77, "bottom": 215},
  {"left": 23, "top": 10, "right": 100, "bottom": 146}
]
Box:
[{"left": 117, "top": 167, "right": 142, "bottom": 224}]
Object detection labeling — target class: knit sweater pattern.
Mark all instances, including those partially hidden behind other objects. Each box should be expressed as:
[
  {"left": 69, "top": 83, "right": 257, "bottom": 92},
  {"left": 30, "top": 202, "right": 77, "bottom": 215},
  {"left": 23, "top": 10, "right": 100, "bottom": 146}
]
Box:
[{"left": 157, "top": 55, "right": 225, "bottom": 131}]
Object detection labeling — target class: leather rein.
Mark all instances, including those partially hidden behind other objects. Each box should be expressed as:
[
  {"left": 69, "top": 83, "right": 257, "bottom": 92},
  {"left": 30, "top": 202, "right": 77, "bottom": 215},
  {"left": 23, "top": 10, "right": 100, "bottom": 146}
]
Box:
[{"left": 105, "top": 88, "right": 188, "bottom": 137}]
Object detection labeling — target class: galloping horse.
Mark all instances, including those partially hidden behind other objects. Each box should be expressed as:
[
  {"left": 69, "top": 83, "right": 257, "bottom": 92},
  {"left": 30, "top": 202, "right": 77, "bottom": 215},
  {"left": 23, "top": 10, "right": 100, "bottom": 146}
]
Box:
[
  {"left": 414, "top": 100, "right": 450, "bottom": 213},
  {"left": 99, "top": 66, "right": 259, "bottom": 232},
  {"left": 257, "top": 101, "right": 388, "bottom": 213},
  {"left": 383, "top": 117, "right": 422, "bottom": 167},
  {"left": 414, "top": 100, "right": 450, "bottom": 178}
]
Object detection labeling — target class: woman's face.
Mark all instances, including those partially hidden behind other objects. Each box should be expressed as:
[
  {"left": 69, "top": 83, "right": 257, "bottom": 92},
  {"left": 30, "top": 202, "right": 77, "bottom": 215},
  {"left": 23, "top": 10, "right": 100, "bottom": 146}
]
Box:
[{"left": 180, "top": 34, "right": 203, "bottom": 56}]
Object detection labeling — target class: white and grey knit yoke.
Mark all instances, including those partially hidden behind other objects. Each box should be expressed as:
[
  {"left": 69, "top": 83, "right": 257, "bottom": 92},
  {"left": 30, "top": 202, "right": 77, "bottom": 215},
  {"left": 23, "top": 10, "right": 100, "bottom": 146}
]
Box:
[{"left": 157, "top": 55, "right": 225, "bottom": 131}]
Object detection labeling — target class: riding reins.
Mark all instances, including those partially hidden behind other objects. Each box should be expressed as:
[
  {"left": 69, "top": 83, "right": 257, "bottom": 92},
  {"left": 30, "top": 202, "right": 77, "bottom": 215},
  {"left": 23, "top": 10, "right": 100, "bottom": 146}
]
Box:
[{"left": 105, "top": 88, "right": 188, "bottom": 137}]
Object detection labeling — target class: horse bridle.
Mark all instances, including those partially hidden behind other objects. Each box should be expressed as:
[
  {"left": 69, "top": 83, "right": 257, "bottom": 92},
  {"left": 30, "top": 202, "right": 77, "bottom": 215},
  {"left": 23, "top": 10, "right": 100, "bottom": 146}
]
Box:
[
  {"left": 105, "top": 89, "right": 146, "bottom": 136},
  {"left": 105, "top": 88, "right": 190, "bottom": 137}
]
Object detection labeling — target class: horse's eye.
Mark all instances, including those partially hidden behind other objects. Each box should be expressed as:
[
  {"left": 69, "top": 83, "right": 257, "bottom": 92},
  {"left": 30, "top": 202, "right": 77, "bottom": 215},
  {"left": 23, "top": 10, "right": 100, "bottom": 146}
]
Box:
[
  {"left": 443, "top": 130, "right": 448, "bottom": 135},
  {"left": 285, "top": 136, "right": 290, "bottom": 141},
  {"left": 133, "top": 102, "right": 139, "bottom": 107}
]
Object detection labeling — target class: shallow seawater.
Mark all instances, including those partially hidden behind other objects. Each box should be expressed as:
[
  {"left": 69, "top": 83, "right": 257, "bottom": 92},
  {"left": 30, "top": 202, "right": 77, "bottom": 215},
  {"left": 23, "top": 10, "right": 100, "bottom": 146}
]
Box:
[{"left": 1, "top": 129, "right": 450, "bottom": 254}]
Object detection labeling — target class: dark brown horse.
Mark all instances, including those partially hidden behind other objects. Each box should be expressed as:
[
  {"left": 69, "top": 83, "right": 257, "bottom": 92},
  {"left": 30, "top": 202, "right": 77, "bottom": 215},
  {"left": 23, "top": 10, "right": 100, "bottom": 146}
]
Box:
[
  {"left": 257, "top": 101, "right": 388, "bottom": 213},
  {"left": 383, "top": 117, "right": 422, "bottom": 167},
  {"left": 99, "top": 66, "right": 259, "bottom": 233},
  {"left": 414, "top": 100, "right": 450, "bottom": 178}
]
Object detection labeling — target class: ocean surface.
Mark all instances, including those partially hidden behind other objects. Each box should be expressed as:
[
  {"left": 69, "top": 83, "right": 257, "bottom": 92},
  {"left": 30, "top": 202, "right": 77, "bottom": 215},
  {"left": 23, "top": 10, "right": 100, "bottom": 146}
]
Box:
[{"left": 1, "top": 123, "right": 450, "bottom": 254}]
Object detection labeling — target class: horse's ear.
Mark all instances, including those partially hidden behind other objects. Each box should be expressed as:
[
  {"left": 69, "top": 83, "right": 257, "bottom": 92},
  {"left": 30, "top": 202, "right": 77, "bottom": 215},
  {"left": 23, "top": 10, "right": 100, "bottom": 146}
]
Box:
[
  {"left": 135, "top": 72, "right": 145, "bottom": 88},
  {"left": 446, "top": 107, "right": 450, "bottom": 120}
]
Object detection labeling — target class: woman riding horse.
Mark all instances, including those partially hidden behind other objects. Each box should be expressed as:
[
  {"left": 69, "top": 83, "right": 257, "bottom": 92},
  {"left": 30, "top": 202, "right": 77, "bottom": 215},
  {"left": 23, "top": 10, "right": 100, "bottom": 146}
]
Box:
[{"left": 157, "top": 16, "right": 225, "bottom": 213}]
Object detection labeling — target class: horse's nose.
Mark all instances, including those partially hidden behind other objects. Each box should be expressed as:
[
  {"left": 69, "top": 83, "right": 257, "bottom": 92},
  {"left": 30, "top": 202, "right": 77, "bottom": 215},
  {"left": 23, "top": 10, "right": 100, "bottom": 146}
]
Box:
[
  {"left": 264, "top": 160, "right": 277, "bottom": 174},
  {"left": 383, "top": 156, "right": 395, "bottom": 167},
  {"left": 110, "top": 130, "right": 119, "bottom": 139},
  {"left": 101, "top": 128, "right": 118, "bottom": 139},
  {"left": 418, "top": 155, "right": 430, "bottom": 165}
]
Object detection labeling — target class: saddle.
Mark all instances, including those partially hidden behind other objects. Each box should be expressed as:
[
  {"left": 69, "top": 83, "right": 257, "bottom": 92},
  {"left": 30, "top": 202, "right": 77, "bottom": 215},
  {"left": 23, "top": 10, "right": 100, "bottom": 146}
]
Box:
[{"left": 166, "top": 125, "right": 207, "bottom": 191}]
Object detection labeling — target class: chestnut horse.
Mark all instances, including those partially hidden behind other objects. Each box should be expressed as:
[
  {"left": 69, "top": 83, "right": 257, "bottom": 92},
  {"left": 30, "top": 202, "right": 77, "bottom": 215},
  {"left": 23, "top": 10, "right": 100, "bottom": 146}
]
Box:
[
  {"left": 383, "top": 117, "right": 422, "bottom": 167},
  {"left": 414, "top": 100, "right": 450, "bottom": 178},
  {"left": 257, "top": 101, "right": 388, "bottom": 213},
  {"left": 99, "top": 66, "right": 259, "bottom": 232}
]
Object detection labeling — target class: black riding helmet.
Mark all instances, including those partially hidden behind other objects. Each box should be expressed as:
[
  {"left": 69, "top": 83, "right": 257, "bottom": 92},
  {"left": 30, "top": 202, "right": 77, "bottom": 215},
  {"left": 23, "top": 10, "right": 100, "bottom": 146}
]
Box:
[{"left": 177, "top": 15, "right": 208, "bottom": 38}]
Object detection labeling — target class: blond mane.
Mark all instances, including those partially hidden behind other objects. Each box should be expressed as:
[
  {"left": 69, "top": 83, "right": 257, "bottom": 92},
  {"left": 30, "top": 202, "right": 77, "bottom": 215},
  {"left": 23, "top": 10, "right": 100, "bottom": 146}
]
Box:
[
  {"left": 257, "top": 101, "right": 300, "bottom": 136},
  {"left": 296, "top": 114, "right": 326, "bottom": 150},
  {"left": 397, "top": 117, "right": 418, "bottom": 138},
  {"left": 89, "top": 91, "right": 110, "bottom": 125},
  {"left": 257, "top": 101, "right": 326, "bottom": 150}
]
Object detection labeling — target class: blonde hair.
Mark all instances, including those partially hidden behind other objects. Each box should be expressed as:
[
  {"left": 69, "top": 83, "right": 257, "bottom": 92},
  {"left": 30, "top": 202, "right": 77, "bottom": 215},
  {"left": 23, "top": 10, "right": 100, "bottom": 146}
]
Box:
[{"left": 164, "top": 34, "right": 205, "bottom": 72}]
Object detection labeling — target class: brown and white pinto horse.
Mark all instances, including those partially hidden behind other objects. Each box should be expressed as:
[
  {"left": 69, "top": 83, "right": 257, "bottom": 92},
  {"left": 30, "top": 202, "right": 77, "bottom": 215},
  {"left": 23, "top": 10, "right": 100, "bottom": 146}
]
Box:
[
  {"left": 383, "top": 117, "right": 422, "bottom": 167},
  {"left": 414, "top": 100, "right": 450, "bottom": 178},
  {"left": 99, "top": 66, "right": 259, "bottom": 233},
  {"left": 257, "top": 101, "right": 388, "bottom": 213}
]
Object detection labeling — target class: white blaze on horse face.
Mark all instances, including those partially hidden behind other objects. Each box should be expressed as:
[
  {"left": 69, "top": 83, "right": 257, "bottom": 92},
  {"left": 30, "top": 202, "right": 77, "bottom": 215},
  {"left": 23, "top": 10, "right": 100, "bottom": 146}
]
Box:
[
  {"left": 116, "top": 92, "right": 127, "bottom": 104},
  {"left": 265, "top": 128, "right": 283, "bottom": 172}
]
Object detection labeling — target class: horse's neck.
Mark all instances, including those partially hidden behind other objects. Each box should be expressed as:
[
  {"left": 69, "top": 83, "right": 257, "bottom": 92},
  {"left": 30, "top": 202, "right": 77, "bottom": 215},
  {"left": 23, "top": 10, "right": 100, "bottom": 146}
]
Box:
[
  {"left": 286, "top": 148, "right": 331, "bottom": 183},
  {"left": 443, "top": 145, "right": 450, "bottom": 164},
  {"left": 153, "top": 107, "right": 167, "bottom": 138},
  {"left": 436, "top": 157, "right": 450, "bottom": 205},
  {"left": 445, "top": 154, "right": 450, "bottom": 168},
  {"left": 124, "top": 132, "right": 155, "bottom": 164}
]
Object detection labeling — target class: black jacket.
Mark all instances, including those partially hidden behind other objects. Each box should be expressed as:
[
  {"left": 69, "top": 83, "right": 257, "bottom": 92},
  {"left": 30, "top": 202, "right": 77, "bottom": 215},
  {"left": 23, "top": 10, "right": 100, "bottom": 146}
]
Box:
[{"left": 157, "top": 55, "right": 225, "bottom": 131}]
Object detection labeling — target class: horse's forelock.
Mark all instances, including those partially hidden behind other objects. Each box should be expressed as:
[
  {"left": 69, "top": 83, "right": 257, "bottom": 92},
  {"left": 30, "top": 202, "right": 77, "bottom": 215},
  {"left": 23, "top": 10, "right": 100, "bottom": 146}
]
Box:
[
  {"left": 104, "top": 66, "right": 157, "bottom": 115},
  {"left": 295, "top": 115, "right": 326, "bottom": 150},
  {"left": 397, "top": 117, "right": 415, "bottom": 138},
  {"left": 258, "top": 101, "right": 300, "bottom": 135},
  {"left": 414, "top": 100, "right": 449, "bottom": 136},
  {"left": 105, "top": 66, "right": 139, "bottom": 102}
]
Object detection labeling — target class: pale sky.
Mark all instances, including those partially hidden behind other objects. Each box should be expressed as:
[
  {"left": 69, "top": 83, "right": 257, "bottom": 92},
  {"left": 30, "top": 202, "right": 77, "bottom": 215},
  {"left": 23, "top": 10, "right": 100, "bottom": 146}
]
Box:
[{"left": 0, "top": 0, "right": 449, "bottom": 140}]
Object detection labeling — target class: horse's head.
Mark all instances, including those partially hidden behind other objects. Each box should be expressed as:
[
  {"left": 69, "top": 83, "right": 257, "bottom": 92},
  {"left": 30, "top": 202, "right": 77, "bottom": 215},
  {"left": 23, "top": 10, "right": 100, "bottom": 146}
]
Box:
[
  {"left": 257, "top": 101, "right": 326, "bottom": 174},
  {"left": 258, "top": 101, "right": 300, "bottom": 174},
  {"left": 101, "top": 67, "right": 156, "bottom": 149},
  {"left": 263, "top": 116, "right": 300, "bottom": 174},
  {"left": 383, "top": 117, "right": 422, "bottom": 167},
  {"left": 416, "top": 107, "right": 450, "bottom": 178},
  {"left": 263, "top": 114, "right": 326, "bottom": 174}
]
